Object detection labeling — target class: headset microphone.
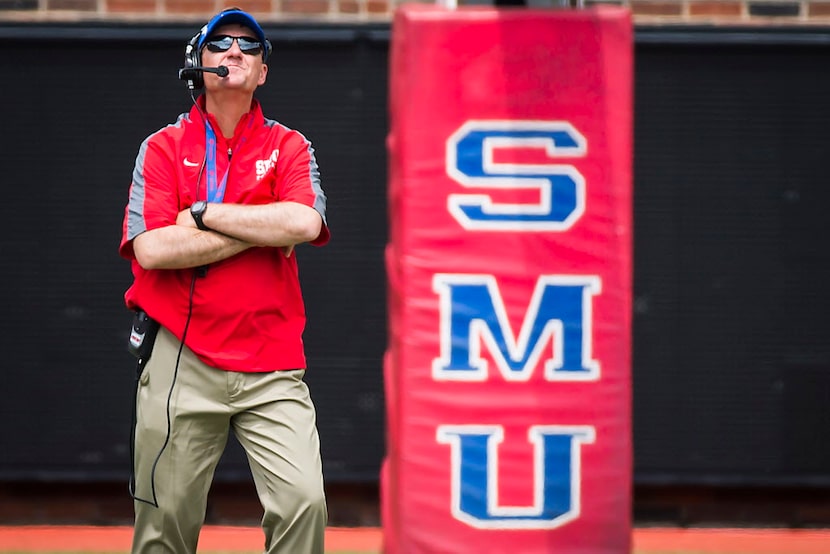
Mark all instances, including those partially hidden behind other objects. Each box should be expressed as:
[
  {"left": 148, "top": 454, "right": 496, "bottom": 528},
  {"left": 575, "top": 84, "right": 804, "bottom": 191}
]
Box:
[{"left": 178, "top": 65, "right": 229, "bottom": 82}]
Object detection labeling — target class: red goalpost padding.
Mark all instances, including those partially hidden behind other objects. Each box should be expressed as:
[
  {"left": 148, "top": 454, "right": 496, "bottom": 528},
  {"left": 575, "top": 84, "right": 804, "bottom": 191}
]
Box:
[{"left": 384, "top": 4, "right": 633, "bottom": 553}]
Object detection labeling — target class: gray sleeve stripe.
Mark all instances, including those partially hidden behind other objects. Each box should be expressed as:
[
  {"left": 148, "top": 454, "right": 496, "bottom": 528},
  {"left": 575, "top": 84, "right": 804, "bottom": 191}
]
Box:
[
  {"left": 305, "top": 143, "right": 327, "bottom": 225},
  {"left": 266, "top": 118, "right": 328, "bottom": 225},
  {"left": 126, "top": 137, "right": 150, "bottom": 241},
  {"left": 125, "top": 114, "right": 188, "bottom": 242}
]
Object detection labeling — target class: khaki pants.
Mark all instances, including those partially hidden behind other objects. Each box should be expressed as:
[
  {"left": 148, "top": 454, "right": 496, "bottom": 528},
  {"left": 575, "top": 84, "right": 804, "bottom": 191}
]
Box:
[{"left": 131, "top": 327, "right": 327, "bottom": 554}]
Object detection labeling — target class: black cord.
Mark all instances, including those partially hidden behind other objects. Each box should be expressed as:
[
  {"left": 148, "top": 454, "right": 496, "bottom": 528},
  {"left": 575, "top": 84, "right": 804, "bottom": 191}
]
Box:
[
  {"left": 128, "top": 89, "right": 211, "bottom": 507},
  {"left": 192, "top": 89, "right": 209, "bottom": 202},
  {"left": 191, "top": 88, "right": 211, "bottom": 277},
  {"left": 129, "top": 272, "right": 198, "bottom": 507},
  {"left": 128, "top": 359, "right": 148, "bottom": 504}
]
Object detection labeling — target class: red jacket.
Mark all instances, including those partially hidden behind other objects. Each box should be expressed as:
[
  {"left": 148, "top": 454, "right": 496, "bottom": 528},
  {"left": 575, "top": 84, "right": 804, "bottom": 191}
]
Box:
[{"left": 120, "top": 98, "right": 330, "bottom": 372}]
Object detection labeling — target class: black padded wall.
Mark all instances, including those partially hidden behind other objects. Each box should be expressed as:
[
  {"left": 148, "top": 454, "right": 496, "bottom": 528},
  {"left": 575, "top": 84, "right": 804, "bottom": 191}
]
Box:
[{"left": 0, "top": 23, "right": 828, "bottom": 488}]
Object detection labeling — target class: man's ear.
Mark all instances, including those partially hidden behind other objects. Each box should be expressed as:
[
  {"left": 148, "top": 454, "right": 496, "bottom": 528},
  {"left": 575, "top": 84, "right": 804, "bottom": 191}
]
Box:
[{"left": 258, "top": 64, "right": 268, "bottom": 86}]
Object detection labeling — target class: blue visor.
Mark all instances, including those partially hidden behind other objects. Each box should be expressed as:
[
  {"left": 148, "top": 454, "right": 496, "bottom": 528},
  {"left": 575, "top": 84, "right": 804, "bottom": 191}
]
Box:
[{"left": 197, "top": 9, "right": 269, "bottom": 59}]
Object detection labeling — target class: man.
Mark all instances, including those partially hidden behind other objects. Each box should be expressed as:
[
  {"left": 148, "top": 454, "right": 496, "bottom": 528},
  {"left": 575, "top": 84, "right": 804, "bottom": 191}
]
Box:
[{"left": 119, "top": 8, "right": 329, "bottom": 553}]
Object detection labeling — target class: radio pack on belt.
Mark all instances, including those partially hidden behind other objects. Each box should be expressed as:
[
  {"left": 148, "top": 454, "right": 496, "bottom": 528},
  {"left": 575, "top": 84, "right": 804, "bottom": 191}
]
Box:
[{"left": 127, "top": 309, "right": 160, "bottom": 367}]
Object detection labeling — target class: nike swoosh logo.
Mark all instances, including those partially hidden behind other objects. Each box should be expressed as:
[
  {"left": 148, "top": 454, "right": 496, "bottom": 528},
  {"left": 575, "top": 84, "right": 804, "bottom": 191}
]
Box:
[{"left": 183, "top": 158, "right": 200, "bottom": 167}]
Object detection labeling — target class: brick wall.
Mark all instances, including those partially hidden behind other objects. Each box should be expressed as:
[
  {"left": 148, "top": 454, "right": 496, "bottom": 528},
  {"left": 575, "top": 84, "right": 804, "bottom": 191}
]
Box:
[{"left": 1, "top": 0, "right": 830, "bottom": 24}]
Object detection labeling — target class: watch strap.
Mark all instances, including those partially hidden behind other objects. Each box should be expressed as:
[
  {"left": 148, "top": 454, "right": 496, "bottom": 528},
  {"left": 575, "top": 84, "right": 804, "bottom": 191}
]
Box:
[{"left": 191, "top": 201, "right": 210, "bottom": 231}]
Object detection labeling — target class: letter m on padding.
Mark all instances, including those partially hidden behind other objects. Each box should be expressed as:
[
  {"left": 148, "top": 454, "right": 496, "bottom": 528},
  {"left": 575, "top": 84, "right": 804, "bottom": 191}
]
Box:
[{"left": 432, "top": 274, "right": 601, "bottom": 382}]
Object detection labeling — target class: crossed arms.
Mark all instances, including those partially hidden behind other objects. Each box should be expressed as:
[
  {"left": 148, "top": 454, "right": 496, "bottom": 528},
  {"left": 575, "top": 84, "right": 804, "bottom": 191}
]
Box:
[{"left": 133, "top": 201, "right": 322, "bottom": 270}]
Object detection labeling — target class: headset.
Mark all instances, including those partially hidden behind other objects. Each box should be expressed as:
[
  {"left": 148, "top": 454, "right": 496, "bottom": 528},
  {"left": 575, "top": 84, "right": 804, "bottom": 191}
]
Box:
[{"left": 181, "top": 32, "right": 208, "bottom": 90}]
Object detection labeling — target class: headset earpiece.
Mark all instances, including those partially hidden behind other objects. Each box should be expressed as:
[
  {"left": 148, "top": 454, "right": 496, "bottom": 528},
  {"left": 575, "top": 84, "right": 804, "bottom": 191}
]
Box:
[
  {"left": 264, "top": 39, "right": 273, "bottom": 62},
  {"left": 183, "top": 32, "right": 204, "bottom": 89}
]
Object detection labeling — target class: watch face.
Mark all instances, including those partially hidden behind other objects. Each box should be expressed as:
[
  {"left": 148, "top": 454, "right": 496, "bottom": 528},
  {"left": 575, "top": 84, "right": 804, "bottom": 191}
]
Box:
[{"left": 191, "top": 201, "right": 208, "bottom": 230}]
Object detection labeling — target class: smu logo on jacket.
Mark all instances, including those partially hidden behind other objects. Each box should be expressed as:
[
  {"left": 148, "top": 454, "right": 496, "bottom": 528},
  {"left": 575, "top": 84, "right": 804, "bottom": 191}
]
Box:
[{"left": 256, "top": 149, "right": 279, "bottom": 180}]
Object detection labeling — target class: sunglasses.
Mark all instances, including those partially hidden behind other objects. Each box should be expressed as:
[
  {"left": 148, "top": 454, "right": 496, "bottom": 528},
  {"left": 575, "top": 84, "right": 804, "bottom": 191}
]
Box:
[{"left": 204, "top": 35, "right": 264, "bottom": 56}]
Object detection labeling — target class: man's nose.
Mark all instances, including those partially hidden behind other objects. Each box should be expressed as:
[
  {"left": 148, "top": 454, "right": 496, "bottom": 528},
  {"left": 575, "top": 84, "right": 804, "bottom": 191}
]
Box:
[{"left": 226, "top": 38, "right": 244, "bottom": 55}]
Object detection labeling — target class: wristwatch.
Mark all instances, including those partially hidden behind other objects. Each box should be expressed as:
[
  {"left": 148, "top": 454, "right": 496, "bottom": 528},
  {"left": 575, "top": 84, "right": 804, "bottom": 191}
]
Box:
[{"left": 190, "top": 200, "right": 210, "bottom": 231}]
